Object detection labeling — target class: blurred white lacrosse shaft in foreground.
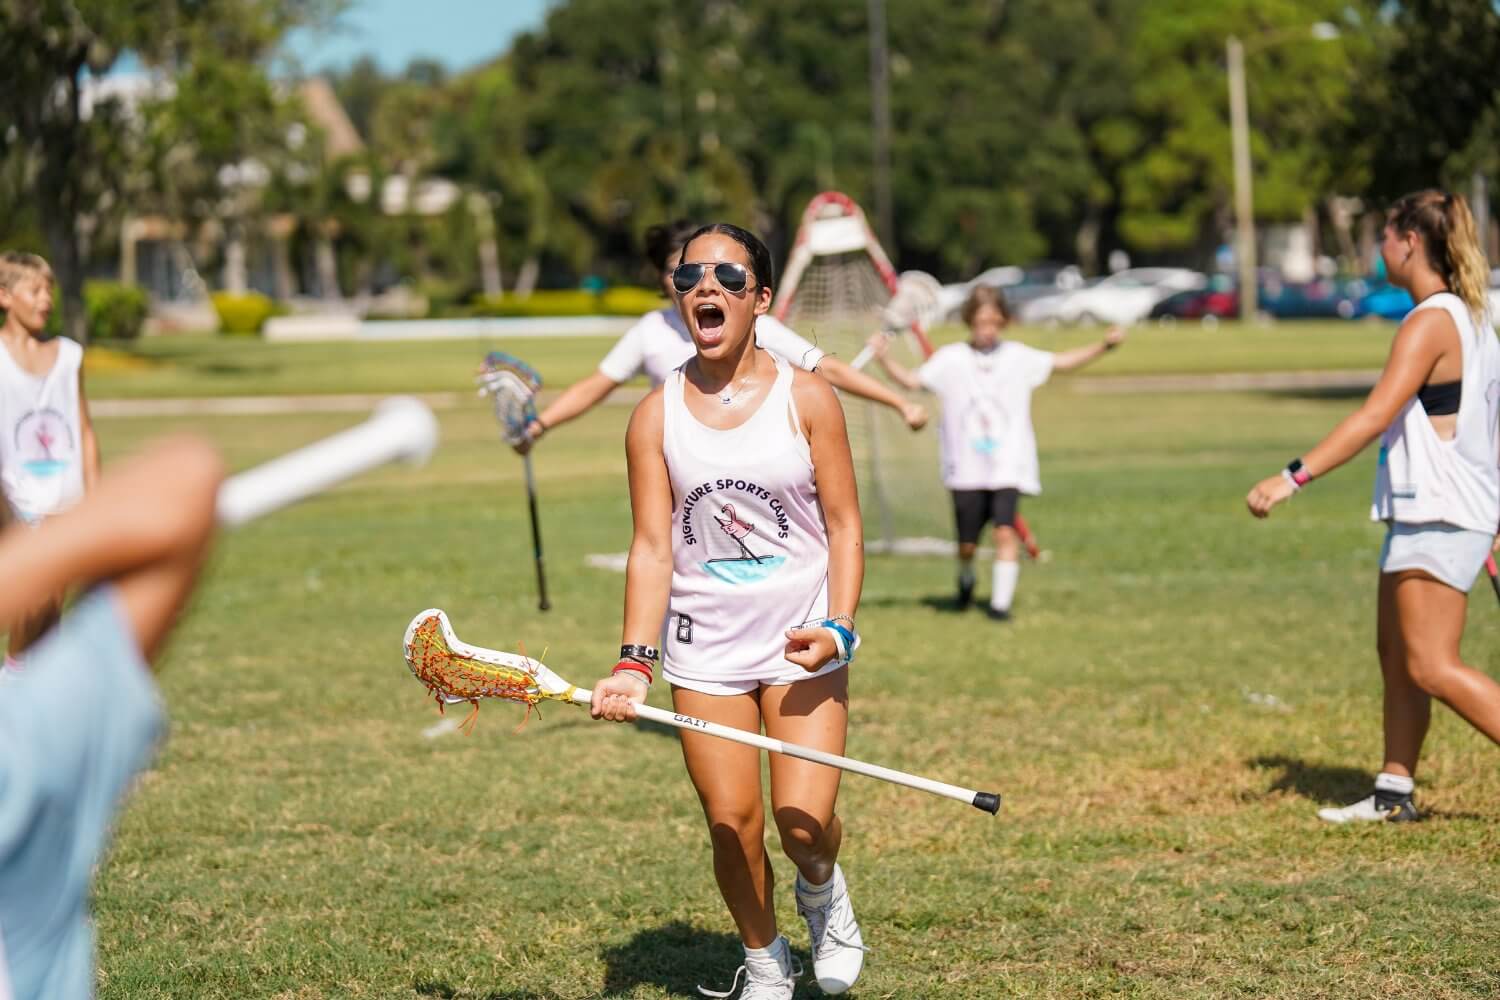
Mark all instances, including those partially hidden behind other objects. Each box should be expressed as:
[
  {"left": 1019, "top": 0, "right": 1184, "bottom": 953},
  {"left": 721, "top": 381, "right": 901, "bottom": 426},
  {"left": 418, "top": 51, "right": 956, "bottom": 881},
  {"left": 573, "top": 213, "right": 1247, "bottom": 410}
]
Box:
[{"left": 217, "top": 396, "right": 439, "bottom": 527}]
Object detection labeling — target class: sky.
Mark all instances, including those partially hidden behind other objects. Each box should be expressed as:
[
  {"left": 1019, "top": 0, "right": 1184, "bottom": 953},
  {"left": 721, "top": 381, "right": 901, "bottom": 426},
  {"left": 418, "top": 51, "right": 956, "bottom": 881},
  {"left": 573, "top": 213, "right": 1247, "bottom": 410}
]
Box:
[{"left": 282, "top": 0, "right": 556, "bottom": 74}]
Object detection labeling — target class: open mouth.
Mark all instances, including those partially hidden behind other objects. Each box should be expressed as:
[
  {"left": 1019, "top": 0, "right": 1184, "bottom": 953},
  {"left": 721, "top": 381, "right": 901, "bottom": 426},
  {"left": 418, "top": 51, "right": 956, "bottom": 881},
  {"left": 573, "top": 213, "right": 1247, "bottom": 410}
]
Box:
[{"left": 694, "top": 302, "right": 726, "bottom": 339}]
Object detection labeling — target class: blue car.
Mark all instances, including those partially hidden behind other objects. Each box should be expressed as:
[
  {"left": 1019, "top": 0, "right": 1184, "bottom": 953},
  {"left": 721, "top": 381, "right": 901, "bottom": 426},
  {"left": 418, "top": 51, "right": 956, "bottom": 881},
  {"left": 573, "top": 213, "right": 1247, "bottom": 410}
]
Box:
[{"left": 1356, "top": 281, "right": 1414, "bottom": 321}]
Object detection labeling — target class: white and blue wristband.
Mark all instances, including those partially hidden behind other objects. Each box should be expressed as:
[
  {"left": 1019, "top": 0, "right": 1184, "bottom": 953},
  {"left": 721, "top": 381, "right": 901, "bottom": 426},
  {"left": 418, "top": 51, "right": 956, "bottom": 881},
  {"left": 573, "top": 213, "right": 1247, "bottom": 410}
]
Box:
[{"left": 821, "top": 618, "right": 860, "bottom": 666}]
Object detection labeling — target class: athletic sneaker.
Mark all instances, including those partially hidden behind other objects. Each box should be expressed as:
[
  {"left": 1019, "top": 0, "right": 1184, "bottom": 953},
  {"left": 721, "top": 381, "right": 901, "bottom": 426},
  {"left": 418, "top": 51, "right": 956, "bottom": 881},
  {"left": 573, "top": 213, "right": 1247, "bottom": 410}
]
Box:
[
  {"left": 985, "top": 606, "right": 1011, "bottom": 622},
  {"left": 697, "top": 935, "right": 801, "bottom": 999},
  {"left": 796, "top": 864, "right": 865, "bottom": 994},
  {"left": 1317, "top": 793, "right": 1419, "bottom": 824},
  {"left": 955, "top": 578, "right": 975, "bottom": 610}
]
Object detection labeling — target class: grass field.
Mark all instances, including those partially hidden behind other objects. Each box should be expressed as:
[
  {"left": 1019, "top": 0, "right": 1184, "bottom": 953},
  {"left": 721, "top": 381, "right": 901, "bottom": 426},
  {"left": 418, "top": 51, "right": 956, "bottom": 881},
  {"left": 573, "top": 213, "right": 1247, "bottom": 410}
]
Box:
[
  {"left": 81, "top": 320, "right": 1400, "bottom": 399},
  {"left": 82, "top": 331, "right": 1500, "bottom": 998}
]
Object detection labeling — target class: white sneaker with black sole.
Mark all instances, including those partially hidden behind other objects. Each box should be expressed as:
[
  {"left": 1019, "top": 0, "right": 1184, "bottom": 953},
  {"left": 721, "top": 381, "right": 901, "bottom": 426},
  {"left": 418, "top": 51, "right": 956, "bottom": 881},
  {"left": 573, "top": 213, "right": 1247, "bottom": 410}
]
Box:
[
  {"left": 697, "top": 935, "right": 801, "bottom": 1000},
  {"left": 1317, "top": 793, "right": 1419, "bottom": 824},
  {"left": 796, "top": 864, "right": 866, "bottom": 994}
]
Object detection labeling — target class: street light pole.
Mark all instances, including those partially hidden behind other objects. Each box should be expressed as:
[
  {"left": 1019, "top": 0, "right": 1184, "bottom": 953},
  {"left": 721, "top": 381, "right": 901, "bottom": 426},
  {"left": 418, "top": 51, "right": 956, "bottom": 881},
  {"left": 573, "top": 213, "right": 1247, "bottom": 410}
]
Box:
[{"left": 1227, "top": 35, "right": 1256, "bottom": 323}]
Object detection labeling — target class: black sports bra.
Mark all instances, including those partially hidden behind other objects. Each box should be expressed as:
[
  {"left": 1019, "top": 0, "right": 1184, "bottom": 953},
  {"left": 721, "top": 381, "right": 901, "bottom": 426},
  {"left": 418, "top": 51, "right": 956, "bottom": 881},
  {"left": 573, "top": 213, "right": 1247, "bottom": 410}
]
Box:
[{"left": 1417, "top": 380, "right": 1460, "bottom": 416}]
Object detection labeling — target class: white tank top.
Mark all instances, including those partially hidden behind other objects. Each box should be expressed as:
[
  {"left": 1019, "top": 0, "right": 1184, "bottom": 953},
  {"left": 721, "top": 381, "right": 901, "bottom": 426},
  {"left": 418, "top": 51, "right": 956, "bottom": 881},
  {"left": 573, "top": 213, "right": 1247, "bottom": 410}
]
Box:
[
  {"left": 0, "top": 337, "right": 86, "bottom": 522},
  {"left": 661, "top": 353, "right": 831, "bottom": 682},
  {"left": 1370, "top": 292, "right": 1500, "bottom": 532}
]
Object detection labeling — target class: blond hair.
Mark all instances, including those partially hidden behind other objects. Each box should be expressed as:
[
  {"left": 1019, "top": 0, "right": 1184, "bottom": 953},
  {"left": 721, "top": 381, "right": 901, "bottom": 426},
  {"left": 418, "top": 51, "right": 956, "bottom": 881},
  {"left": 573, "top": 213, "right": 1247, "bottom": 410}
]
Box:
[
  {"left": 1387, "top": 190, "right": 1491, "bottom": 318},
  {"left": 0, "top": 251, "right": 53, "bottom": 292},
  {"left": 961, "top": 284, "right": 1012, "bottom": 326}
]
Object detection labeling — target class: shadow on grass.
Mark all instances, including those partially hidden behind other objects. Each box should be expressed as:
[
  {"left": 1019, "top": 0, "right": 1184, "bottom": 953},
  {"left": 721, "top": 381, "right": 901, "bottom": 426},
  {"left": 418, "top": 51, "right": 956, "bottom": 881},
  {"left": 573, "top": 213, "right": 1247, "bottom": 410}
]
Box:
[
  {"left": 858, "top": 593, "right": 972, "bottom": 614},
  {"left": 414, "top": 978, "right": 566, "bottom": 1000},
  {"left": 601, "top": 921, "right": 809, "bottom": 998},
  {"left": 1263, "top": 385, "right": 1374, "bottom": 402},
  {"left": 1247, "top": 754, "right": 1370, "bottom": 804}
]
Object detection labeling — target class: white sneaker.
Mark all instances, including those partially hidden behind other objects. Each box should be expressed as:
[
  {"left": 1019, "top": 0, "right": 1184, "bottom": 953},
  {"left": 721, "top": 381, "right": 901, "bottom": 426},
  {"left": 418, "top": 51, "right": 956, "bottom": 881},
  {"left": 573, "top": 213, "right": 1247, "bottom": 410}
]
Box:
[
  {"left": 796, "top": 864, "right": 866, "bottom": 994},
  {"left": 697, "top": 935, "right": 801, "bottom": 1000},
  {"left": 1317, "top": 793, "right": 1419, "bottom": 824}
]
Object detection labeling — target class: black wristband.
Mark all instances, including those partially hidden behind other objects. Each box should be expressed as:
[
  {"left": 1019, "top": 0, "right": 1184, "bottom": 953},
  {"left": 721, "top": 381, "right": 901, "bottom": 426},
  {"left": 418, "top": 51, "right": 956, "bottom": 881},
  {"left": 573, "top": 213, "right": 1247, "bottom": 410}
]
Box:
[{"left": 620, "top": 643, "right": 659, "bottom": 663}]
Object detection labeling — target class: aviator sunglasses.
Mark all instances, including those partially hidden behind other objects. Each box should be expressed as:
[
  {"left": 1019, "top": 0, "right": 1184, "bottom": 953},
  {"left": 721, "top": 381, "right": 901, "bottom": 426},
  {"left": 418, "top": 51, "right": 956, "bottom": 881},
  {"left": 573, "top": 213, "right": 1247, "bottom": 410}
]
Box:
[{"left": 670, "top": 261, "right": 755, "bottom": 295}]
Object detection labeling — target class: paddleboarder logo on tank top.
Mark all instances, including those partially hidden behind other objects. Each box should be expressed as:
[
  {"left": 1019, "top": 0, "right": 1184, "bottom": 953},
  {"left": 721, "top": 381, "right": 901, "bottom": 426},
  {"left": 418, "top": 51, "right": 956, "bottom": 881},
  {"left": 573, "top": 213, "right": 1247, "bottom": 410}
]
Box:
[
  {"left": 14, "top": 407, "right": 74, "bottom": 479},
  {"left": 680, "top": 479, "right": 792, "bottom": 585}
]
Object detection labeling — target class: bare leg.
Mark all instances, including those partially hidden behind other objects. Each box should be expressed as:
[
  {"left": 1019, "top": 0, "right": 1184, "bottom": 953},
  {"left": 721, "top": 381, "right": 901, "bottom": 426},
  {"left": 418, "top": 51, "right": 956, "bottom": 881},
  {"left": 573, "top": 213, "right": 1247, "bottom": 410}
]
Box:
[
  {"left": 672, "top": 684, "right": 777, "bottom": 948},
  {"left": 993, "top": 524, "right": 1020, "bottom": 562},
  {"left": 1393, "top": 569, "right": 1500, "bottom": 746},
  {"left": 762, "top": 668, "right": 849, "bottom": 885},
  {"left": 1377, "top": 572, "right": 1429, "bottom": 778}
]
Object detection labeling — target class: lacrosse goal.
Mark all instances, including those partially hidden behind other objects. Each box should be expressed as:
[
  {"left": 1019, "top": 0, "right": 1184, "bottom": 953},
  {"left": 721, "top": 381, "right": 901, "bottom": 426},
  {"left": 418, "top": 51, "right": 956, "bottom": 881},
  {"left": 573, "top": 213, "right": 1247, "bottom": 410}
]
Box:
[{"left": 773, "top": 191, "right": 950, "bottom": 552}]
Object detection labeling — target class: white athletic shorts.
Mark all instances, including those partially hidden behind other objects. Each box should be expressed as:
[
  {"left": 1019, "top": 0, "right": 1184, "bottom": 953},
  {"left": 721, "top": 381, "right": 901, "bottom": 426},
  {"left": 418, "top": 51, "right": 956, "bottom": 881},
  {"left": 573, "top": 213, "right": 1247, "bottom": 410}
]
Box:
[
  {"left": 1379, "top": 521, "right": 1494, "bottom": 592},
  {"left": 664, "top": 658, "right": 845, "bottom": 696}
]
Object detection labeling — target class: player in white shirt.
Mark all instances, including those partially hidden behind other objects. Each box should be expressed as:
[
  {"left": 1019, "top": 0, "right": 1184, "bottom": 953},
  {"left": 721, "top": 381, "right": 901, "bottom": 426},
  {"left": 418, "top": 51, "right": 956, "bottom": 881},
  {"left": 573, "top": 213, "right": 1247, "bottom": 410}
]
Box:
[
  {"left": 871, "top": 285, "right": 1124, "bottom": 619},
  {"left": 589, "top": 224, "right": 866, "bottom": 998},
  {"left": 513, "top": 220, "right": 925, "bottom": 451},
  {"left": 1248, "top": 189, "right": 1500, "bottom": 824}
]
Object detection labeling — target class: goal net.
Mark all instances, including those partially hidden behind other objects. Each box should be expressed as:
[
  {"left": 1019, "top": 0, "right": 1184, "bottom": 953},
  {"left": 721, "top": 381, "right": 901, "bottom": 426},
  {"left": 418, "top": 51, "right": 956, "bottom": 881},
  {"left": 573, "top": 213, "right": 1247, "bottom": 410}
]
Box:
[{"left": 772, "top": 191, "right": 950, "bottom": 552}]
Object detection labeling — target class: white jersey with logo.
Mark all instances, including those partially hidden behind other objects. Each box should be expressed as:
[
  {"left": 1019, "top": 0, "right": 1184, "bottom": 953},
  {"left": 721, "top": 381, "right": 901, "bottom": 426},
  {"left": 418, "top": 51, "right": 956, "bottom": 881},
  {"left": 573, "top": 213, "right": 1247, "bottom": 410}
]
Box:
[
  {"left": 599, "top": 307, "right": 826, "bottom": 386},
  {"left": 660, "top": 353, "right": 831, "bottom": 683},
  {"left": 0, "top": 337, "right": 85, "bottom": 522},
  {"left": 917, "top": 340, "right": 1054, "bottom": 493},
  {"left": 1371, "top": 292, "right": 1500, "bottom": 532}
]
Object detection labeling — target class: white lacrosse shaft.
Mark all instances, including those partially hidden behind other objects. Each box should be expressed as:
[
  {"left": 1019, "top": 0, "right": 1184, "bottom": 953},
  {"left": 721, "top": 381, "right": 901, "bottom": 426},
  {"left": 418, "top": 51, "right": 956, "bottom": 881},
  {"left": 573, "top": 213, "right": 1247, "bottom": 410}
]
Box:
[
  {"left": 568, "top": 689, "right": 1001, "bottom": 814},
  {"left": 217, "top": 396, "right": 439, "bottom": 527},
  {"left": 849, "top": 328, "right": 900, "bottom": 372}
]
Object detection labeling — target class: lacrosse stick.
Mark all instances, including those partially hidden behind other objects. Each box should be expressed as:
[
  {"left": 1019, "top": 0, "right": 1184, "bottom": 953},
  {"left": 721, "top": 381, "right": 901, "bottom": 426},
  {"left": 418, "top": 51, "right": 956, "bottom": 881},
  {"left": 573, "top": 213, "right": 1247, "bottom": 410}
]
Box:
[
  {"left": 403, "top": 607, "right": 1001, "bottom": 815},
  {"left": 477, "top": 351, "right": 550, "bottom": 611},
  {"left": 1487, "top": 555, "right": 1500, "bottom": 607},
  {"left": 218, "top": 396, "right": 438, "bottom": 526},
  {"left": 850, "top": 270, "right": 945, "bottom": 371}
]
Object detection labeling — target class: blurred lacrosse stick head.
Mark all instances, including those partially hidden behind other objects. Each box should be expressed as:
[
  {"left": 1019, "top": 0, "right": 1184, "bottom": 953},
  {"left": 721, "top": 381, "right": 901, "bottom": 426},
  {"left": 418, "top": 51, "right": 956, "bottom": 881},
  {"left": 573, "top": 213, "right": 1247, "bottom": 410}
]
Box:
[
  {"left": 476, "top": 352, "right": 543, "bottom": 447},
  {"left": 404, "top": 607, "right": 576, "bottom": 732},
  {"left": 881, "top": 270, "right": 944, "bottom": 334}
]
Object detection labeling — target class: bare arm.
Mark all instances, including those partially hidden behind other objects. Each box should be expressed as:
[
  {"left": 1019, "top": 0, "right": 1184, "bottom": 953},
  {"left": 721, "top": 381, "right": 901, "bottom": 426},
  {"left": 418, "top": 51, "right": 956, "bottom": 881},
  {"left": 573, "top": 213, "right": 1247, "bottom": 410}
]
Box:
[
  {"left": 1051, "top": 326, "right": 1126, "bottom": 373},
  {"left": 865, "top": 333, "right": 924, "bottom": 392},
  {"left": 591, "top": 390, "right": 672, "bottom": 719},
  {"left": 517, "top": 371, "right": 622, "bottom": 454},
  {"left": 815, "top": 354, "right": 927, "bottom": 429},
  {"left": 1247, "top": 309, "right": 1450, "bottom": 517},
  {"left": 785, "top": 372, "right": 865, "bottom": 671},
  {"left": 78, "top": 366, "right": 100, "bottom": 491}
]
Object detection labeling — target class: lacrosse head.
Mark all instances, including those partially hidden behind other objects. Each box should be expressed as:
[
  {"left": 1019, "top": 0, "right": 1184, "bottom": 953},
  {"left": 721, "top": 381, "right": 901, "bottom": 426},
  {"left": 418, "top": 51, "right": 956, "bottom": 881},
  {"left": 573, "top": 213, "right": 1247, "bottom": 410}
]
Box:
[
  {"left": 476, "top": 352, "right": 543, "bottom": 447},
  {"left": 881, "top": 270, "right": 944, "bottom": 334},
  {"left": 404, "top": 607, "right": 577, "bottom": 714}
]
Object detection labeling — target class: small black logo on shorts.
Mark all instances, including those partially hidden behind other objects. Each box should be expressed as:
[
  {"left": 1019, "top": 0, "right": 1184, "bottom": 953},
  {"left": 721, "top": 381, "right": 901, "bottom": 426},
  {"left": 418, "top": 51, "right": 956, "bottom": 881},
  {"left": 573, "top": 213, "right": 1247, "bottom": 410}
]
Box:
[{"left": 676, "top": 614, "right": 693, "bottom": 644}]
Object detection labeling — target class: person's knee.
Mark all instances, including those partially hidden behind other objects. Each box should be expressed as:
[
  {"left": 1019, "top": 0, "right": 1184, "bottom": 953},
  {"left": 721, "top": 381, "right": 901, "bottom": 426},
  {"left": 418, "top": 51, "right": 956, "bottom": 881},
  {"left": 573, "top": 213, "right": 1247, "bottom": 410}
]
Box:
[
  {"left": 152, "top": 437, "right": 225, "bottom": 552},
  {"left": 704, "top": 801, "right": 763, "bottom": 850},
  {"left": 1403, "top": 651, "right": 1455, "bottom": 698},
  {"left": 994, "top": 525, "right": 1019, "bottom": 557},
  {"left": 957, "top": 542, "right": 977, "bottom": 561},
  {"left": 772, "top": 805, "right": 832, "bottom": 858}
]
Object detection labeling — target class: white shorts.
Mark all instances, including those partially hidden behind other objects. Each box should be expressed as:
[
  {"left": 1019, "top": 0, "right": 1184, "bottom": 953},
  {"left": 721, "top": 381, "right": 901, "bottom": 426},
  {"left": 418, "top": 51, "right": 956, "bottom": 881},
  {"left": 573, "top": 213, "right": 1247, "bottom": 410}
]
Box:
[
  {"left": 1379, "top": 521, "right": 1494, "bottom": 592},
  {"left": 664, "top": 658, "right": 845, "bottom": 697}
]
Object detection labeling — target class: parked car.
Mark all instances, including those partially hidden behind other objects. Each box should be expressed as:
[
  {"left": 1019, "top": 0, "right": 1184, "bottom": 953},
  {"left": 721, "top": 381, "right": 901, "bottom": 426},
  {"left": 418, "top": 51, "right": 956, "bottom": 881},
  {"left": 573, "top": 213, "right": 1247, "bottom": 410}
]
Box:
[
  {"left": 1149, "top": 277, "right": 1239, "bottom": 326},
  {"left": 1021, "top": 267, "right": 1206, "bottom": 326},
  {"left": 1355, "top": 280, "right": 1414, "bottom": 321},
  {"left": 1259, "top": 276, "right": 1361, "bottom": 320},
  {"left": 938, "top": 263, "right": 1083, "bottom": 321}
]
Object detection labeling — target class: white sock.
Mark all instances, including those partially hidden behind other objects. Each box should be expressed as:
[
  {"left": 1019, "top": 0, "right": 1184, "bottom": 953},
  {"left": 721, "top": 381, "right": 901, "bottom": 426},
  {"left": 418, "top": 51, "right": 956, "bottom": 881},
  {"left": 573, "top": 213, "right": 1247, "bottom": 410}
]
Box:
[
  {"left": 990, "top": 560, "right": 1019, "bottom": 611},
  {"left": 797, "top": 871, "right": 833, "bottom": 901},
  {"left": 1374, "top": 772, "right": 1415, "bottom": 796},
  {"left": 745, "top": 936, "right": 789, "bottom": 961}
]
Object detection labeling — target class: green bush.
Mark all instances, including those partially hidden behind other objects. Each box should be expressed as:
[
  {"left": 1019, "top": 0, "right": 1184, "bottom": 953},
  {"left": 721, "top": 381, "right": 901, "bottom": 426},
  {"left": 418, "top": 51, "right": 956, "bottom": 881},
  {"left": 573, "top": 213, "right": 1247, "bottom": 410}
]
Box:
[
  {"left": 211, "top": 292, "right": 277, "bottom": 335},
  {"left": 83, "top": 281, "right": 149, "bottom": 341},
  {"left": 600, "top": 286, "right": 667, "bottom": 315},
  {"left": 468, "top": 286, "right": 666, "bottom": 318}
]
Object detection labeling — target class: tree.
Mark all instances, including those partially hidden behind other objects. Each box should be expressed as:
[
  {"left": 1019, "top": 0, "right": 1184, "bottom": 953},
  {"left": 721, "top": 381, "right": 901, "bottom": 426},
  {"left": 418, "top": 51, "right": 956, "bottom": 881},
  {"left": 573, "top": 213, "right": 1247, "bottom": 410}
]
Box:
[{"left": 0, "top": 0, "right": 336, "bottom": 341}]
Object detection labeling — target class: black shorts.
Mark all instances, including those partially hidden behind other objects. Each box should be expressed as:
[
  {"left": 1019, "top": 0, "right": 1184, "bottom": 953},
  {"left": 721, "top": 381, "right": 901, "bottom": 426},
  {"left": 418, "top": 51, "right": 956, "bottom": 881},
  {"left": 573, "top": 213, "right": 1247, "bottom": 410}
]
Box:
[{"left": 951, "top": 488, "right": 1020, "bottom": 545}]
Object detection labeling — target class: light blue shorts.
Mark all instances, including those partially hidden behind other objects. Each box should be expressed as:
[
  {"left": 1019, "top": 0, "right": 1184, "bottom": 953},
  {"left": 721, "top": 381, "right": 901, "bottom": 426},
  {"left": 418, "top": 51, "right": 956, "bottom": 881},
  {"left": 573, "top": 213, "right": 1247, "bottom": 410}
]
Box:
[{"left": 1379, "top": 522, "right": 1494, "bottom": 593}]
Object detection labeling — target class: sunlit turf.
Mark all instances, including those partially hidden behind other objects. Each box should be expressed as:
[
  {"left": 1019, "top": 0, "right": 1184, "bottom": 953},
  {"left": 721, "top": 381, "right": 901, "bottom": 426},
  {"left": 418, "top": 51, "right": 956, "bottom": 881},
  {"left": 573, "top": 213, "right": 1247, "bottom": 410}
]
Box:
[
  {"left": 88, "top": 376, "right": 1500, "bottom": 999},
  {"left": 81, "top": 319, "right": 1400, "bottom": 399}
]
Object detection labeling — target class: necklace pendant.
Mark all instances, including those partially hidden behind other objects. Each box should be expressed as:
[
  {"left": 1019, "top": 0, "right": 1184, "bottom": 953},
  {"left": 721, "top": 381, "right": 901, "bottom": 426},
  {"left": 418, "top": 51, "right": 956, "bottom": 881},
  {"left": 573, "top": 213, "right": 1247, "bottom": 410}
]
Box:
[{"left": 719, "top": 394, "right": 732, "bottom": 405}]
